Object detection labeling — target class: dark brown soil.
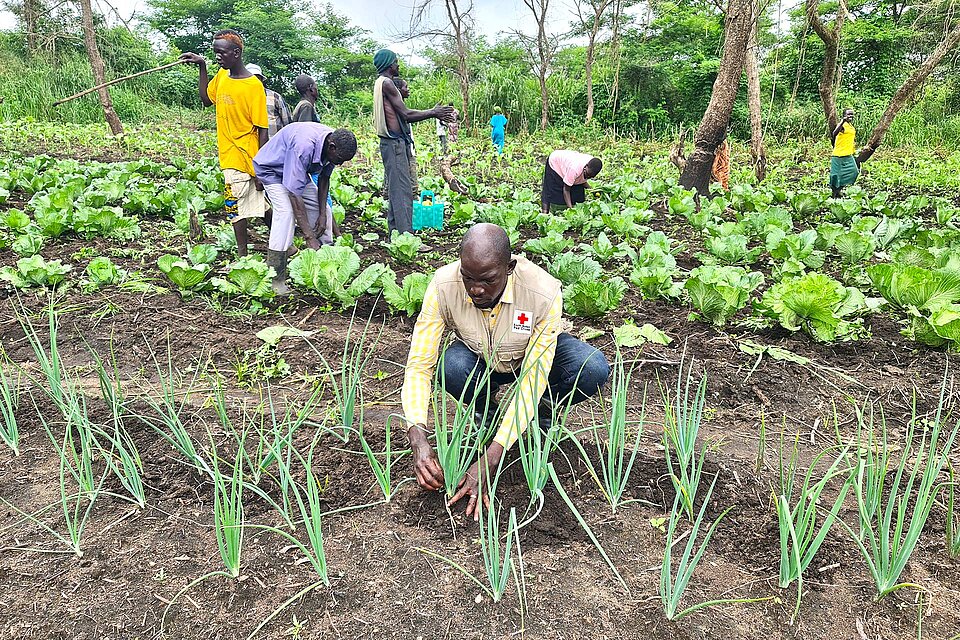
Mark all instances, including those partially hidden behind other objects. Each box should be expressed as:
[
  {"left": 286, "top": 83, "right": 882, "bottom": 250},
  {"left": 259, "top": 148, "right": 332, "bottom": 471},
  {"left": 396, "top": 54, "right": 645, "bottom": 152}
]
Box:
[{"left": 2, "top": 147, "right": 960, "bottom": 640}]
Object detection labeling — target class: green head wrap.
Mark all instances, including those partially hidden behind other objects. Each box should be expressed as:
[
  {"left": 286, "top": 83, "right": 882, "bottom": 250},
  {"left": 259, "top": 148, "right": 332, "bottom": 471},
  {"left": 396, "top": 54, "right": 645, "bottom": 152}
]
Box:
[{"left": 374, "top": 49, "right": 398, "bottom": 73}]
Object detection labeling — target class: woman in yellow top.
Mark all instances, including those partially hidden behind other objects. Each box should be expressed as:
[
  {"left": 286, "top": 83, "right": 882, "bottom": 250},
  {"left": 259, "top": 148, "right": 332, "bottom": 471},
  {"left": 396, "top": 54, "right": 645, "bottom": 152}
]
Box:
[{"left": 830, "top": 108, "right": 858, "bottom": 198}]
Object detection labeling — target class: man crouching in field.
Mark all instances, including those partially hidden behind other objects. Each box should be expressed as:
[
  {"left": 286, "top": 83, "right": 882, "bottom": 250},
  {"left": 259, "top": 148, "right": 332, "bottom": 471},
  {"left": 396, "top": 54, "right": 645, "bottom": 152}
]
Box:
[
  {"left": 180, "top": 30, "right": 267, "bottom": 257},
  {"left": 400, "top": 223, "right": 611, "bottom": 519}
]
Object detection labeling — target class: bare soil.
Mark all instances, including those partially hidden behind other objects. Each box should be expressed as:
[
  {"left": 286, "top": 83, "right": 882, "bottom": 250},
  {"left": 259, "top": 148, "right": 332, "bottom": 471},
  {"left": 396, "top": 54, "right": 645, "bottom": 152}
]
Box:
[{"left": 1, "top": 156, "right": 959, "bottom": 640}]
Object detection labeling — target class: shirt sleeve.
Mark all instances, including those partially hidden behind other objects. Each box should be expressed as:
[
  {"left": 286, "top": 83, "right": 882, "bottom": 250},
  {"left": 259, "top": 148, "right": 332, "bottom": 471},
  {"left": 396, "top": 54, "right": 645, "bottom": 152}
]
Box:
[
  {"left": 493, "top": 292, "right": 563, "bottom": 450},
  {"left": 401, "top": 281, "right": 446, "bottom": 427},
  {"left": 206, "top": 69, "right": 220, "bottom": 104},
  {"left": 278, "top": 96, "right": 292, "bottom": 128},
  {"left": 250, "top": 83, "right": 268, "bottom": 130}
]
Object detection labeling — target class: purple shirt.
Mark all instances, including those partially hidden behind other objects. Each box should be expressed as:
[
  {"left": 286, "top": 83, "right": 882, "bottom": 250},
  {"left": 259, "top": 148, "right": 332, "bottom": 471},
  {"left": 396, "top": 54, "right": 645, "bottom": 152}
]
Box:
[{"left": 253, "top": 122, "right": 335, "bottom": 195}]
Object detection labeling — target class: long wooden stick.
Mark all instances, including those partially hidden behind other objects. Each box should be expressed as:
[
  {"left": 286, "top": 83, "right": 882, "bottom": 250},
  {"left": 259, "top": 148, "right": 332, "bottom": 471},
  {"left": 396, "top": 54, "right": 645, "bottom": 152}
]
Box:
[{"left": 53, "top": 60, "right": 187, "bottom": 107}]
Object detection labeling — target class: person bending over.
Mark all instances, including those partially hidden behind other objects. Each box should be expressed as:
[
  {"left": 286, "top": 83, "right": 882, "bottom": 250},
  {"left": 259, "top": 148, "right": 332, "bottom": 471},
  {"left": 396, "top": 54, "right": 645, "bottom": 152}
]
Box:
[
  {"left": 540, "top": 150, "right": 602, "bottom": 216},
  {"left": 253, "top": 123, "right": 357, "bottom": 294}
]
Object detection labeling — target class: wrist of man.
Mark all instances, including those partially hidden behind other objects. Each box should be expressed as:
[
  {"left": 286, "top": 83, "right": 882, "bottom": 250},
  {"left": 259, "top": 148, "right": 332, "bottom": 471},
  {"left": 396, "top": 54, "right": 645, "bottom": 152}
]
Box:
[
  {"left": 483, "top": 442, "right": 505, "bottom": 468},
  {"left": 408, "top": 424, "right": 430, "bottom": 445}
]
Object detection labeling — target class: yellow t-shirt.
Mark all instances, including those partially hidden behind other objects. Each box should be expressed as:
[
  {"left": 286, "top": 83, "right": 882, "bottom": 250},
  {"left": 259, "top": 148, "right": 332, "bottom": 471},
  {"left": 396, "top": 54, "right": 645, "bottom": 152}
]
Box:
[
  {"left": 833, "top": 122, "right": 856, "bottom": 157},
  {"left": 206, "top": 69, "right": 268, "bottom": 175}
]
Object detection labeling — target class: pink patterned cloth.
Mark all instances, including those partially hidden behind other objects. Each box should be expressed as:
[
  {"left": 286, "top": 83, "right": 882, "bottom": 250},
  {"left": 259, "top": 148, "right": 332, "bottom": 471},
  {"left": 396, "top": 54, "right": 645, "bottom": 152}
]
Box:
[{"left": 447, "top": 109, "right": 460, "bottom": 143}]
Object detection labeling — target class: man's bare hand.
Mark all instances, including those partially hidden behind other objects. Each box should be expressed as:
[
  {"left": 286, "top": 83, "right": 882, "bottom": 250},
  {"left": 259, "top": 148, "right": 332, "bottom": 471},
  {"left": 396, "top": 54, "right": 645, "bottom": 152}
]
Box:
[
  {"left": 448, "top": 443, "right": 504, "bottom": 521},
  {"left": 306, "top": 236, "right": 321, "bottom": 250},
  {"left": 178, "top": 52, "right": 206, "bottom": 66},
  {"left": 253, "top": 177, "right": 264, "bottom": 191},
  {"left": 434, "top": 105, "right": 455, "bottom": 123},
  {"left": 409, "top": 425, "right": 444, "bottom": 491}
]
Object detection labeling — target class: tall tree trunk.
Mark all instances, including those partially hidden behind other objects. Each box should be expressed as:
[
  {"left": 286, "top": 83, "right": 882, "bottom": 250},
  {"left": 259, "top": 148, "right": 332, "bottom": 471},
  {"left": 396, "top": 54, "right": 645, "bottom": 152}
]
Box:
[
  {"left": 538, "top": 70, "right": 549, "bottom": 130},
  {"left": 679, "top": 0, "right": 753, "bottom": 195},
  {"left": 609, "top": 0, "right": 625, "bottom": 127},
  {"left": 79, "top": 0, "right": 123, "bottom": 136},
  {"left": 857, "top": 23, "right": 960, "bottom": 164},
  {"left": 23, "top": 0, "right": 41, "bottom": 56},
  {"left": 585, "top": 35, "right": 596, "bottom": 124},
  {"left": 806, "top": 0, "right": 845, "bottom": 136},
  {"left": 445, "top": 0, "right": 471, "bottom": 129},
  {"left": 745, "top": 14, "right": 766, "bottom": 181}
]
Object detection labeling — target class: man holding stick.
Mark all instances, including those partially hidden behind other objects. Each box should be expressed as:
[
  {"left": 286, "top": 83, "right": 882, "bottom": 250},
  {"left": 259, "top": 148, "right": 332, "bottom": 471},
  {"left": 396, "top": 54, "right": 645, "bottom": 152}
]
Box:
[{"left": 179, "top": 30, "right": 267, "bottom": 257}]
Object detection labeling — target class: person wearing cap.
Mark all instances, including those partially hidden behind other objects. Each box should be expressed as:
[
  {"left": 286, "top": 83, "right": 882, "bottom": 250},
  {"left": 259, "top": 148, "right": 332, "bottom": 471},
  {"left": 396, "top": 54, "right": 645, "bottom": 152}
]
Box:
[
  {"left": 400, "top": 223, "right": 610, "bottom": 518},
  {"left": 292, "top": 74, "right": 321, "bottom": 123},
  {"left": 179, "top": 29, "right": 267, "bottom": 258},
  {"left": 254, "top": 123, "right": 358, "bottom": 294},
  {"left": 540, "top": 150, "right": 603, "bottom": 216},
  {"left": 372, "top": 48, "right": 454, "bottom": 234},
  {"left": 247, "top": 64, "right": 291, "bottom": 140}
]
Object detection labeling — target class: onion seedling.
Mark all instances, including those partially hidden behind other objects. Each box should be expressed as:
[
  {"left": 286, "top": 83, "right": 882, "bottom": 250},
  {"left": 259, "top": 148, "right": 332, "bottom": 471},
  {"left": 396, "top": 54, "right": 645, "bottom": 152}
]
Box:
[
  {"left": 14, "top": 297, "right": 68, "bottom": 413},
  {"left": 266, "top": 433, "right": 332, "bottom": 584},
  {"left": 842, "top": 379, "right": 960, "bottom": 599},
  {"left": 660, "top": 474, "right": 767, "bottom": 620},
  {"left": 661, "top": 354, "right": 708, "bottom": 521},
  {"left": 852, "top": 401, "right": 891, "bottom": 538},
  {"left": 359, "top": 413, "right": 409, "bottom": 502},
  {"left": 86, "top": 340, "right": 145, "bottom": 508},
  {"left": 419, "top": 466, "right": 522, "bottom": 603},
  {"left": 548, "top": 462, "right": 628, "bottom": 591},
  {"left": 138, "top": 341, "right": 211, "bottom": 477},
  {"left": 4, "top": 416, "right": 110, "bottom": 557},
  {"left": 206, "top": 431, "right": 246, "bottom": 578},
  {"left": 947, "top": 464, "right": 960, "bottom": 558},
  {"left": 776, "top": 432, "right": 852, "bottom": 623},
  {"left": 305, "top": 305, "right": 384, "bottom": 443},
  {"left": 431, "top": 347, "right": 499, "bottom": 498},
  {"left": 0, "top": 357, "right": 20, "bottom": 455},
  {"left": 592, "top": 350, "right": 645, "bottom": 512}
]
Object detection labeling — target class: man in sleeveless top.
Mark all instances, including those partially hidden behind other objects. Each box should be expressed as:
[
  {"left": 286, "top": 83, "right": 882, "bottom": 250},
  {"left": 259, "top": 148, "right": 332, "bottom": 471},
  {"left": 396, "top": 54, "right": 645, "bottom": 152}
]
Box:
[
  {"left": 400, "top": 223, "right": 611, "bottom": 518},
  {"left": 372, "top": 49, "right": 453, "bottom": 234},
  {"left": 830, "top": 108, "right": 859, "bottom": 198}
]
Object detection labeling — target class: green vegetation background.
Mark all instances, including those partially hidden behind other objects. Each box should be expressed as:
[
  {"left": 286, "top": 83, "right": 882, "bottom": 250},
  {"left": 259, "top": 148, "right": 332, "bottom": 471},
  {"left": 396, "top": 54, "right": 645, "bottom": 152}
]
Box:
[{"left": 2, "top": 0, "right": 960, "bottom": 146}]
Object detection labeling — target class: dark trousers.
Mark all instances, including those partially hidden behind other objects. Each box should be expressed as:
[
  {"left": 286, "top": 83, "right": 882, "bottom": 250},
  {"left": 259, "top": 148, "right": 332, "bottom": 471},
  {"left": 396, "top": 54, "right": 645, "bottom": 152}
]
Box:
[
  {"left": 380, "top": 136, "right": 413, "bottom": 233},
  {"left": 439, "top": 333, "right": 611, "bottom": 424}
]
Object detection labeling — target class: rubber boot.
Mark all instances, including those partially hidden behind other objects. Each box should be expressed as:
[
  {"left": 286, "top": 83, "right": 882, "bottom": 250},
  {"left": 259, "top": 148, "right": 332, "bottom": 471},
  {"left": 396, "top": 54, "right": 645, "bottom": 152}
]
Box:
[{"left": 266, "top": 249, "right": 292, "bottom": 296}]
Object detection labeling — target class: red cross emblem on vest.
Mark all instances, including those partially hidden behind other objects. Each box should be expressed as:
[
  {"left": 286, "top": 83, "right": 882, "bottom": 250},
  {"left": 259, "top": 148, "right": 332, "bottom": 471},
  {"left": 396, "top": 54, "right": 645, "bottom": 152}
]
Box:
[{"left": 512, "top": 310, "right": 533, "bottom": 335}]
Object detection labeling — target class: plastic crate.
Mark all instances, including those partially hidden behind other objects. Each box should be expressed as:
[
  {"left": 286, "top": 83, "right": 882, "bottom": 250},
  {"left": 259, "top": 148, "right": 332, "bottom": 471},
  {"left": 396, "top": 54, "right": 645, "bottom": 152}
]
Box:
[{"left": 413, "top": 189, "right": 444, "bottom": 230}]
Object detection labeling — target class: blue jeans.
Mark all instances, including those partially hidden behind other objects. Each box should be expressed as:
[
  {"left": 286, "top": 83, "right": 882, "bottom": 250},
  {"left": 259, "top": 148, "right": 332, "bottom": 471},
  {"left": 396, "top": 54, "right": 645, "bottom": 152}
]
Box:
[{"left": 439, "top": 333, "right": 611, "bottom": 422}]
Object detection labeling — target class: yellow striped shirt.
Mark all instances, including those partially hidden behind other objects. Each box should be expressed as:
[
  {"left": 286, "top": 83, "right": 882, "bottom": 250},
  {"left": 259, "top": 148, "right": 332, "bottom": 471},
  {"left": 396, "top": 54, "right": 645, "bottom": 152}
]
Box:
[{"left": 401, "top": 275, "right": 563, "bottom": 450}]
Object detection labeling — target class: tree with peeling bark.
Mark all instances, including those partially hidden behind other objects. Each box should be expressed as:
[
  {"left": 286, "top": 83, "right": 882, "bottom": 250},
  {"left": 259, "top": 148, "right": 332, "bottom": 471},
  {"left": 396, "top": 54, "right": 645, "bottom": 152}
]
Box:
[
  {"left": 807, "top": 0, "right": 960, "bottom": 165},
  {"left": 512, "top": 0, "right": 559, "bottom": 131},
  {"left": 407, "top": 0, "right": 475, "bottom": 128},
  {"left": 78, "top": 0, "right": 123, "bottom": 135},
  {"left": 679, "top": 0, "right": 754, "bottom": 195},
  {"left": 805, "top": 0, "right": 846, "bottom": 136}
]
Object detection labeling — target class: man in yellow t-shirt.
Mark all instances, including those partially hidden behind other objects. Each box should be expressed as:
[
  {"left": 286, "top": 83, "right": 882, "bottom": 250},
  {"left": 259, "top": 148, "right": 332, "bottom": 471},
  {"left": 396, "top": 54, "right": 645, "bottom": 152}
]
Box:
[
  {"left": 830, "top": 108, "right": 859, "bottom": 198},
  {"left": 180, "top": 29, "right": 268, "bottom": 257}
]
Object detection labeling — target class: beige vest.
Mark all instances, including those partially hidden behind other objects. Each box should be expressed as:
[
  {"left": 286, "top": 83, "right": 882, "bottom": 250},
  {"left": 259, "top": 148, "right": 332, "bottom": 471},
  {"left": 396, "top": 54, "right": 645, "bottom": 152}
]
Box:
[{"left": 433, "top": 255, "right": 562, "bottom": 373}]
